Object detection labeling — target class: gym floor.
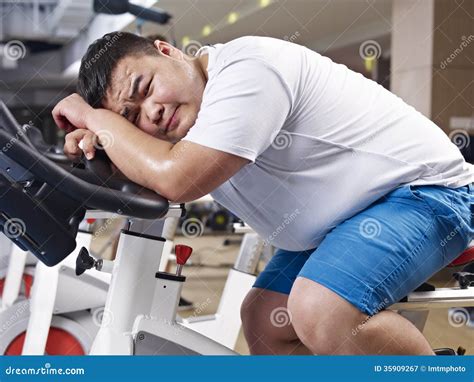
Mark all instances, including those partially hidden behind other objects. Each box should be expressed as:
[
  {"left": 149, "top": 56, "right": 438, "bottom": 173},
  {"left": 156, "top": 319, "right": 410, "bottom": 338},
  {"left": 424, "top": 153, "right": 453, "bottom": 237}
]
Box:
[{"left": 91, "top": 223, "right": 473, "bottom": 355}]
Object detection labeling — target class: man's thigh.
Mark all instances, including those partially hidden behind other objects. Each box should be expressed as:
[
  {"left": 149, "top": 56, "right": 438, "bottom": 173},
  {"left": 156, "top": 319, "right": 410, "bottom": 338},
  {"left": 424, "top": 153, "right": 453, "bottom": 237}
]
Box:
[
  {"left": 297, "top": 184, "right": 473, "bottom": 316},
  {"left": 253, "top": 246, "right": 312, "bottom": 294}
]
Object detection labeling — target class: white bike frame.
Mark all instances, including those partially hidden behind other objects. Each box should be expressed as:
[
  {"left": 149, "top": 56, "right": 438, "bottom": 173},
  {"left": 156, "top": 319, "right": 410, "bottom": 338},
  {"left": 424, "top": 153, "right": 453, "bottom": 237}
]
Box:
[
  {"left": 21, "top": 229, "right": 110, "bottom": 355},
  {"left": 90, "top": 204, "right": 244, "bottom": 355}
]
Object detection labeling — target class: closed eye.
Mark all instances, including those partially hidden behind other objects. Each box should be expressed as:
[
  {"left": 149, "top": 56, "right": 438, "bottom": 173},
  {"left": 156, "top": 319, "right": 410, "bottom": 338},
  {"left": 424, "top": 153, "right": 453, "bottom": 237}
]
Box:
[
  {"left": 145, "top": 79, "right": 152, "bottom": 96},
  {"left": 133, "top": 112, "right": 140, "bottom": 125}
]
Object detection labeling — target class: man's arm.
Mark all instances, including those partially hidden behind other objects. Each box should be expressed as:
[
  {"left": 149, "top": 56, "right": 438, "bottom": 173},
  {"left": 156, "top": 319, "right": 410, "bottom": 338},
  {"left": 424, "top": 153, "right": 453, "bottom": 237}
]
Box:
[
  {"left": 53, "top": 94, "right": 249, "bottom": 202},
  {"left": 88, "top": 108, "right": 249, "bottom": 202}
]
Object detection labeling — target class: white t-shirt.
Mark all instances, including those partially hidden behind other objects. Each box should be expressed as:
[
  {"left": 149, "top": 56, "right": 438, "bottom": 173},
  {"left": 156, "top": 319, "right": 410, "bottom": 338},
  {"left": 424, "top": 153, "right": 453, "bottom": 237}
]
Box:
[{"left": 183, "top": 36, "right": 474, "bottom": 251}]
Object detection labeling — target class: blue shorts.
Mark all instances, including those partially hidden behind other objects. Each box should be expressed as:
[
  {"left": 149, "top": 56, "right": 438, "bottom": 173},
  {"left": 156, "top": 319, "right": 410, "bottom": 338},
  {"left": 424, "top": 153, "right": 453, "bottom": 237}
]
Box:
[{"left": 254, "top": 183, "right": 474, "bottom": 315}]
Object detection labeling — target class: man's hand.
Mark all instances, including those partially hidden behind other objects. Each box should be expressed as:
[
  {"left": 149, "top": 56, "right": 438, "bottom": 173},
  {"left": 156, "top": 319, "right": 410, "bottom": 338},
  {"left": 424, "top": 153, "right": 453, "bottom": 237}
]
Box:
[
  {"left": 64, "top": 129, "right": 98, "bottom": 161},
  {"left": 52, "top": 93, "right": 94, "bottom": 132}
]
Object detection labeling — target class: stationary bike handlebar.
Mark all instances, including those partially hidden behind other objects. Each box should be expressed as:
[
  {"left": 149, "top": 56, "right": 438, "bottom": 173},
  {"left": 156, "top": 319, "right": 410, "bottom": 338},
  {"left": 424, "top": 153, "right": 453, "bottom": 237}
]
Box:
[
  {"left": 0, "top": 130, "right": 169, "bottom": 219},
  {"left": 0, "top": 100, "right": 173, "bottom": 266}
]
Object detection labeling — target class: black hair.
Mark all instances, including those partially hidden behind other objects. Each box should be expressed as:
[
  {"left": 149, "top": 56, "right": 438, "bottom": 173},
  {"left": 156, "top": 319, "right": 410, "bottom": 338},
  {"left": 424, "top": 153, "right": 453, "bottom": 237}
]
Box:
[
  {"left": 145, "top": 33, "right": 168, "bottom": 43},
  {"left": 77, "top": 31, "right": 158, "bottom": 108}
]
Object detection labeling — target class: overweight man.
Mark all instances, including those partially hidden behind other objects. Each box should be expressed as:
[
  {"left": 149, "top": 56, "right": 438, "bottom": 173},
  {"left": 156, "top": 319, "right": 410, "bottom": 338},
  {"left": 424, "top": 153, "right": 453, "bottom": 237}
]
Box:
[{"left": 53, "top": 32, "right": 474, "bottom": 355}]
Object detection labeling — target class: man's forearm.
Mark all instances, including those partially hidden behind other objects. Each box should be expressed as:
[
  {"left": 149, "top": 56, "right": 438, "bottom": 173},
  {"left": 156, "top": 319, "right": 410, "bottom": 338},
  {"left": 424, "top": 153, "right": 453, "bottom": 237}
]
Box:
[{"left": 86, "top": 108, "right": 174, "bottom": 196}]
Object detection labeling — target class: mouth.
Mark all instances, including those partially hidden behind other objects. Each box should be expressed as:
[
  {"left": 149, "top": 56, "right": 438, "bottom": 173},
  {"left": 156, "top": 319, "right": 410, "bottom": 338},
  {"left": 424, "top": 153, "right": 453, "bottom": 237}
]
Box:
[{"left": 165, "top": 106, "right": 179, "bottom": 133}]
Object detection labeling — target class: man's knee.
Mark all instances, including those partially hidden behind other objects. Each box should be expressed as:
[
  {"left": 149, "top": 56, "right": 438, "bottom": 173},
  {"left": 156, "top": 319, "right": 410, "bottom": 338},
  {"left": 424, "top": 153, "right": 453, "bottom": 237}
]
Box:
[
  {"left": 240, "top": 289, "right": 285, "bottom": 334},
  {"left": 241, "top": 288, "right": 299, "bottom": 349},
  {"left": 288, "top": 277, "right": 366, "bottom": 354}
]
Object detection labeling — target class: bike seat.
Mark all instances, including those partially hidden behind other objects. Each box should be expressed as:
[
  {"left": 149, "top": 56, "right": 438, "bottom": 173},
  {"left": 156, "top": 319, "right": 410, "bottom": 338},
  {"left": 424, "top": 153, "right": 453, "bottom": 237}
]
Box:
[{"left": 449, "top": 245, "right": 474, "bottom": 267}]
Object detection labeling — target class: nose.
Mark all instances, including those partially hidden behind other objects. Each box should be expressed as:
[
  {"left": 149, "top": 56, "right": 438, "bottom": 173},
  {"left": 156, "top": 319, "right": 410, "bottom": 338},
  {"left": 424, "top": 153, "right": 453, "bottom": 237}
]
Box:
[{"left": 144, "top": 101, "right": 164, "bottom": 126}]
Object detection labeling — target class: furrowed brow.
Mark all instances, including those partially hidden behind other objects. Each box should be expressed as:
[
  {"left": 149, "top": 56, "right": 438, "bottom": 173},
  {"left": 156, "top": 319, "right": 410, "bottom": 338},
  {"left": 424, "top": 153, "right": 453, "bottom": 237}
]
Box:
[{"left": 129, "top": 75, "right": 143, "bottom": 100}]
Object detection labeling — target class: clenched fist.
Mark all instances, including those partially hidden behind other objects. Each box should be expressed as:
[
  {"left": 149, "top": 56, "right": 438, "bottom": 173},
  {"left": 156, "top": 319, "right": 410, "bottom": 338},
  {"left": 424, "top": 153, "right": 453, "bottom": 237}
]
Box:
[
  {"left": 52, "top": 93, "right": 95, "bottom": 132},
  {"left": 63, "top": 129, "right": 98, "bottom": 161},
  {"left": 53, "top": 93, "right": 99, "bottom": 160}
]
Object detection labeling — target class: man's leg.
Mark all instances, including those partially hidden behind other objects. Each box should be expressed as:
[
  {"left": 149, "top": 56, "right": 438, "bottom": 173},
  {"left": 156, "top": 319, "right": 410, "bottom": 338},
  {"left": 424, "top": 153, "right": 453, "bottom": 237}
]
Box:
[
  {"left": 285, "top": 184, "right": 472, "bottom": 355},
  {"left": 288, "top": 277, "right": 433, "bottom": 355},
  {"left": 241, "top": 287, "right": 311, "bottom": 355},
  {"left": 241, "top": 246, "right": 315, "bottom": 354}
]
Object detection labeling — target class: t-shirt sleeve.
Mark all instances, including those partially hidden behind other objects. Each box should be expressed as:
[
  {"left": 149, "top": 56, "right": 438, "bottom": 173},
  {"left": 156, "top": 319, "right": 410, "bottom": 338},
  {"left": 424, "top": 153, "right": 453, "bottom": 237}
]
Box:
[{"left": 182, "top": 59, "right": 293, "bottom": 162}]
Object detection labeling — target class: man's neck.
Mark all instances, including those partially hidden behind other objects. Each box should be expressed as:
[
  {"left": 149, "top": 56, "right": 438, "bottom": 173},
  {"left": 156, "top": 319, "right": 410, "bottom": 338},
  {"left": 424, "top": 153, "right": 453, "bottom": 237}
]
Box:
[{"left": 196, "top": 54, "right": 209, "bottom": 82}]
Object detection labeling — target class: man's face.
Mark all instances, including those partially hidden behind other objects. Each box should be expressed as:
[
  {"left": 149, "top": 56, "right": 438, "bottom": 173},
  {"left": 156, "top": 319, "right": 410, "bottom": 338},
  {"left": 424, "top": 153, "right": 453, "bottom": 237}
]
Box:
[{"left": 103, "top": 44, "right": 206, "bottom": 143}]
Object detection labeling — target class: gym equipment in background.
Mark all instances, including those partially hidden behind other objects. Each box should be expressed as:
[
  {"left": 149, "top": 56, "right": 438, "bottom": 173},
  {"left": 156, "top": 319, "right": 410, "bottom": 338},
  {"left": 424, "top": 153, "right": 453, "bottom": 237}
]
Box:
[{"left": 93, "top": 0, "right": 171, "bottom": 25}]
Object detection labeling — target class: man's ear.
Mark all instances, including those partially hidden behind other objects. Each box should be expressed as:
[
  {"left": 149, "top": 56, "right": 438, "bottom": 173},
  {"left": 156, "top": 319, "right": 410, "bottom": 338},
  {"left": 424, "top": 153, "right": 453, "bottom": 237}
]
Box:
[{"left": 153, "top": 40, "right": 183, "bottom": 60}]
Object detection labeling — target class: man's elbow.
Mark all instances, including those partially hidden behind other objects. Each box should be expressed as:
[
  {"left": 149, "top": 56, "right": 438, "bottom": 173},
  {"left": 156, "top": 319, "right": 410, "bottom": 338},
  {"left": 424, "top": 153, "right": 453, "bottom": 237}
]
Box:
[{"left": 154, "top": 182, "right": 202, "bottom": 204}]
